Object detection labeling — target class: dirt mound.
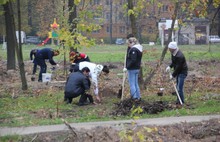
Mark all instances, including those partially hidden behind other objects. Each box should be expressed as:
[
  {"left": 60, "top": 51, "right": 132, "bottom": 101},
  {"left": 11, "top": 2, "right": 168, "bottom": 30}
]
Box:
[{"left": 111, "top": 98, "right": 175, "bottom": 116}]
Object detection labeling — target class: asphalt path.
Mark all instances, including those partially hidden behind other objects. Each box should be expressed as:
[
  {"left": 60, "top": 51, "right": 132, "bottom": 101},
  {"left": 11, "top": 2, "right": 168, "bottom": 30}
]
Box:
[{"left": 0, "top": 115, "right": 220, "bottom": 136}]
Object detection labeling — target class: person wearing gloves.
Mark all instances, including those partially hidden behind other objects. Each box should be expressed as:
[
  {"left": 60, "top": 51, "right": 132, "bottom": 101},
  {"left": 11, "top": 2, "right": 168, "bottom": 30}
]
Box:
[
  {"left": 123, "top": 34, "right": 143, "bottom": 101},
  {"left": 30, "top": 49, "right": 39, "bottom": 75},
  {"left": 64, "top": 67, "right": 94, "bottom": 106},
  {"left": 165, "top": 41, "right": 188, "bottom": 104},
  {"left": 71, "top": 61, "right": 109, "bottom": 103},
  {"left": 34, "top": 47, "right": 60, "bottom": 82}
]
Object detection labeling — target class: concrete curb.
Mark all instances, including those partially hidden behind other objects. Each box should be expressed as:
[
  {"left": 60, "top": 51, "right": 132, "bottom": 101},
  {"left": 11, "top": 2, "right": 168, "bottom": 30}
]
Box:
[{"left": 0, "top": 115, "right": 220, "bottom": 136}]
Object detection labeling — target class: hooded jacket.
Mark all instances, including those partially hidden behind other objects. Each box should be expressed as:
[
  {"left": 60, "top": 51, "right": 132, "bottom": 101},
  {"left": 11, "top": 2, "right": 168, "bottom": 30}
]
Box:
[{"left": 126, "top": 44, "right": 143, "bottom": 70}]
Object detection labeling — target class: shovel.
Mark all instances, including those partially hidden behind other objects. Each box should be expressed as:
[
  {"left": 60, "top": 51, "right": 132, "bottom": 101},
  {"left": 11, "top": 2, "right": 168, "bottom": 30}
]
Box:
[
  {"left": 121, "top": 54, "right": 127, "bottom": 101},
  {"left": 169, "top": 72, "right": 183, "bottom": 105}
]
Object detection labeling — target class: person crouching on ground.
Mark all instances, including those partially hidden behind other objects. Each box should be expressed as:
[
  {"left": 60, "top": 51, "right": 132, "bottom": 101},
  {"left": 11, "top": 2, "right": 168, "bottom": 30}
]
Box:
[
  {"left": 64, "top": 67, "right": 95, "bottom": 106},
  {"left": 70, "top": 61, "right": 109, "bottom": 103},
  {"left": 124, "top": 35, "right": 143, "bottom": 101},
  {"left": 165, "top": 41, "right": 188, "bottom": 104}
]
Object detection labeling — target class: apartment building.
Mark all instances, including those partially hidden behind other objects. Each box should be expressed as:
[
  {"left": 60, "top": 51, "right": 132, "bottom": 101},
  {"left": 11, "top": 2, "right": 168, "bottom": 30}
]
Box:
[{"left": 89, "top": 0, "right": 213, "bottom": 45}]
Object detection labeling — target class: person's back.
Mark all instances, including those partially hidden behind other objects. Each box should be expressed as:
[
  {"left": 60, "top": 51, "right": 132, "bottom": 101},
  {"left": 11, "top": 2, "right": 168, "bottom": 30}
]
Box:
[
  {"left": 30, "top": 49, "right": 39, "bottom": 60},
  {"left": 36, "top": 48, "right": 53, "bottom": 60},
  {"left": 64, "top": 67, "right": 91, "bottom": 104},
  {"left": 65, "top": 71, "right": 89, "bottom": 95},
  {"left": 79, "top": 62, "right": 96, "bottom": 74}
]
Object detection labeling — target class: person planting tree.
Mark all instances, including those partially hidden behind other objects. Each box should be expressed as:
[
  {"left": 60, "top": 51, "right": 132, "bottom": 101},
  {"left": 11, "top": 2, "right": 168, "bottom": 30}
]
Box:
[
  {"left": 64, "top": 67, "right": 95, "bottom": 106},
  {"left": 70, "top": 61, "right": 109, "bottom": 103},
  {"left": 34, "top": 47, "right": 60, "bottom": 82}
]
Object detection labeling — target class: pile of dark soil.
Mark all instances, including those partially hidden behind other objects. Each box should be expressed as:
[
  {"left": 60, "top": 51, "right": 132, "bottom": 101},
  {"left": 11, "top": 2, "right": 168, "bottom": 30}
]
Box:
[{"left": 111, "top": 98, "right": 174, "bottom": 116}]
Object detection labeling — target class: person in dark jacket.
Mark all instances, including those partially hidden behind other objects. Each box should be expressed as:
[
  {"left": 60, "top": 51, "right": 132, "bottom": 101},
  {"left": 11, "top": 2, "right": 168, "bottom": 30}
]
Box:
[
  {"left": 123, "top": 34, "right": 143, "bottom": 100},
  {"left": 166, "top": 42, "right": 188, "bottom": 104},
  {"left": 64, "top": 67, "right": 94, "bottom": 106},
  {"left": 30, "top": 49, "right": 39, "bottom": 75},
  {"left": 35, "top": 47, "right": 60, "bottom": 82}
]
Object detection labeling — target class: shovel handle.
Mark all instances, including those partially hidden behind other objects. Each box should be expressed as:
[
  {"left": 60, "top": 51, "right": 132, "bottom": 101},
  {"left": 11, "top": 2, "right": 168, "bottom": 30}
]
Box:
[
  {"left": 169, "top": 72, "right": 183, "bottom": 105},
  {"left": 121, "top": 54, "right": 127, "bottom": 101}
]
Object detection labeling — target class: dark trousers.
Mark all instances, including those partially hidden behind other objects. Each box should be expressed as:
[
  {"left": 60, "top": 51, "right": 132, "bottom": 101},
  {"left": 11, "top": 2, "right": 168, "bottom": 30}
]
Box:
[
  {"left": 64, "top": 92, "right": 93, "bottom": 104},
  {"left": 32, "top": 63, "right": 37, "bottom": 75},
  {"left": 35, "top": 58, "right": 47, "bottom": 81}
]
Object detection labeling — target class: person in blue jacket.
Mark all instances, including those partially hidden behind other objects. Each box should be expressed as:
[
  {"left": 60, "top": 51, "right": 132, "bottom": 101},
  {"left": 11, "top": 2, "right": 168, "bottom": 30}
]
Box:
[{"left": 34, "top": 47, "right": 60, "bottom": 82}]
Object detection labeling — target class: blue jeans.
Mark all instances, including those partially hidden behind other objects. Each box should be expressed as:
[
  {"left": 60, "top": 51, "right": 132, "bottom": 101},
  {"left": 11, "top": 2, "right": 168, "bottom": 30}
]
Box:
[
  {"left": 128, "top": 69, "right": 141, "bottom": 99},
  {"left": 176, "top": 74, "right": 187, "bottom": 104}
]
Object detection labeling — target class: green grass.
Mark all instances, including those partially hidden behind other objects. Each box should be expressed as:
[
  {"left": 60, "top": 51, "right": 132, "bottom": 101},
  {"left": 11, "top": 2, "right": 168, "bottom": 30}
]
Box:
[
  {"left": 1, "top": 43, "right": 220, "bottom": 63},
  {"left": 0, "top": 90, "right": 219, "bottom": 127},
  {"left": 0, "top": 43, "right": 220, "bottom": 128}
]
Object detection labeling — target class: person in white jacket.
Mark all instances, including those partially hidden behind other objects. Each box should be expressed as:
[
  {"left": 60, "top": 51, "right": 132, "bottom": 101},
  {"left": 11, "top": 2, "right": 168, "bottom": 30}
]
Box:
[{"left": 74, "top": 61, "right": 109, "bottom": 102}]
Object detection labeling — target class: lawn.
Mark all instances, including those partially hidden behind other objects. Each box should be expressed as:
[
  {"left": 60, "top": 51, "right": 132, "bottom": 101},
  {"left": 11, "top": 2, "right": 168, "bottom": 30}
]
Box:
[{"left": 0, "top": 43, "right": 220, "bottom": 128}]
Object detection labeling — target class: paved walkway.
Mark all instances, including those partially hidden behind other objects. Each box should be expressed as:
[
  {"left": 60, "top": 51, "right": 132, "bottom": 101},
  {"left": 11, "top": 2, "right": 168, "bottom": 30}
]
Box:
[{"left": 0, "top": 115, "right": 220, "bottom": 136}]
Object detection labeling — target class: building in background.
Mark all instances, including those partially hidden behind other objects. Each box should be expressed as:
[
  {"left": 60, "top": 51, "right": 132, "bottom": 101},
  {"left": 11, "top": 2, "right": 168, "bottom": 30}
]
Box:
[{"left": 88, "top": 0, "right": 216, "bottom": 45}]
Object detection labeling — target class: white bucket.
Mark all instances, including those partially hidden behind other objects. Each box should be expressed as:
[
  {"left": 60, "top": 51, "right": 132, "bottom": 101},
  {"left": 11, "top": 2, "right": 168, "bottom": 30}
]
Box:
[{"left": 42, "top": 73, "right": 52, "bottom": 82}]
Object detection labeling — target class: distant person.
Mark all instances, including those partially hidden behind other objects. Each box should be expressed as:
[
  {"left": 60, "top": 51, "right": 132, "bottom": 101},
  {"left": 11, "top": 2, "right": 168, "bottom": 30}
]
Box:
[
  {"left": 30, "top": 49, "right": 39, "bottom": 75},
  {"left": 64, "top": 67, "right": 94, "bottom": 106},
  {"left": 34, "top": 47, "right": 60, "bottom": 82},
  {"left": 69, "top": 51, "right": 90, "bottom": 64},
  {"left": 166, "top": 42, "right": 188, "bottom": 104},
  {"left": 70, "top": 61, "right": 109, "bottom": 103},
  {"left": 123, "top": 34, "right": 143, "bottom": 101}
]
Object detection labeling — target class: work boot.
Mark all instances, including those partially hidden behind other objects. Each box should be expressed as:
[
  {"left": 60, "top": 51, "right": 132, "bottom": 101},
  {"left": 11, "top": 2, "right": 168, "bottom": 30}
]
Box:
[
  {"left": 78, "top": 102, "right": 89, "bottom": 106},
  {"left": 64, "top": 98, "right": 72, "bottom": 104}
]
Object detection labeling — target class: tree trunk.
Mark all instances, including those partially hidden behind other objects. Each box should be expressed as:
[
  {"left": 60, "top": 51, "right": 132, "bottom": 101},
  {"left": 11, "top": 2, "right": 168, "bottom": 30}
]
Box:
[
  {"left": 109, "top": 0, "right": 113, "bottom": 44},
  {"left": 217, "top": 6, "right": 220, "bottom": 37},
  {"left": 127, "top": 0, "right": 144, "bottom": 89},
  {"left": 3, "top": 0, "right": 16, "bottom": 70},
  {"left": 68, "top": 0, "right": 77, "bottom": 51},
  {"left": 17, "top": 0, "right": 28, "bottom": 90},
  {"left": 127, "top": 0, "right": 137, "bottom": 37},
  {"left": 143, "top": 2, "right": 179, "bottom": 88}
]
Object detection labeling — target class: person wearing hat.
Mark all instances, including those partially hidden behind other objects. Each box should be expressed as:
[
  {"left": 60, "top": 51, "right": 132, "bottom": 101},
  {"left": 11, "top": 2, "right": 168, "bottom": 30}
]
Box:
[
  {"left": 34, "top": 47, "right": 60, "bottom": 82},
  {"left": 70, "top": 61, "right": 109, "bottom": 103},
  {"left": 166, "top": 41, "right": 188, "bottom": 104}
]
